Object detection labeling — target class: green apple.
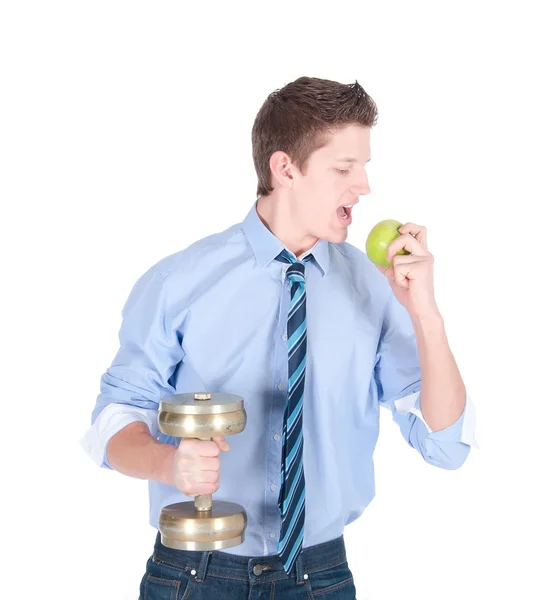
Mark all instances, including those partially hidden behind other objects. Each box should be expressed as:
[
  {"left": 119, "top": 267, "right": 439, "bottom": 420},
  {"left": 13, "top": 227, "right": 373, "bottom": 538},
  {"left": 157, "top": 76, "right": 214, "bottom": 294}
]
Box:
[{"left": 365, "top": 219, "right": 409, "bottom": 267}]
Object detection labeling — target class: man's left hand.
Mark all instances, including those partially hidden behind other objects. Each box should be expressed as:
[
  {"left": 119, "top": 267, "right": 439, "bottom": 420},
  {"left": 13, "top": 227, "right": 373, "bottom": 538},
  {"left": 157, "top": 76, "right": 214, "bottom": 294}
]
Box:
[{"left": 376, "top": 222, "right": 441, "bottom": 319}]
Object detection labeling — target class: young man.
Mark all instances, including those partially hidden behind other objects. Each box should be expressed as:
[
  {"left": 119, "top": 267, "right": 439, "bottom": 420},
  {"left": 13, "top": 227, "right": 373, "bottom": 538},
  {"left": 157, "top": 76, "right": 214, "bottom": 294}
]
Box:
[{"left": 82, "top": 76, "right": 476, "bottom": 599}]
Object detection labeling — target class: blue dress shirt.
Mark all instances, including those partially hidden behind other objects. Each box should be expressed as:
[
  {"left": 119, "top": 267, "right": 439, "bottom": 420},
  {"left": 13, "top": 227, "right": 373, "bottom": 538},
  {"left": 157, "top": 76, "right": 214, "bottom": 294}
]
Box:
[{"left": 81, "top": 199, "right": 477, "bottom": 557}]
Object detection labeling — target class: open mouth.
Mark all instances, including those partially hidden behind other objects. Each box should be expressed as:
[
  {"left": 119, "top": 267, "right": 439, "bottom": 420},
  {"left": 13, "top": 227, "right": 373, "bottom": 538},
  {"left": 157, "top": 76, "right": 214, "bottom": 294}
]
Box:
[{"left": 337, "top": 204, "right": 353, "bottom": 220}]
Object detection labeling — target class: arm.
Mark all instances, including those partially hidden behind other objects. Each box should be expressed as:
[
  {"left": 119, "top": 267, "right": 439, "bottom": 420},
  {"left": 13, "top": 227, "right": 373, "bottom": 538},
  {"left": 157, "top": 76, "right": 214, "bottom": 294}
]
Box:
[
  {"left": 80, "top": 265, "right": 185, "bottom": 476},
  {"left": 106, "top": 421, "right": 176, "bottom": 484},
  {"left": 411, "top": 312, "right": 466, "bottom": 431},
  {"left": 374, "top": 291, "right": 477, "bottom": 470}
]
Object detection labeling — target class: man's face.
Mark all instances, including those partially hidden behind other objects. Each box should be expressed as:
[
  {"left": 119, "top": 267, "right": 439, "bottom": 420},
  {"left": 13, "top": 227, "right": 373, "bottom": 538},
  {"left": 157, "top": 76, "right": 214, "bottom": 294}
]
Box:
[{"left": 292, "top": 124, "right": 371, "bottom": 244}]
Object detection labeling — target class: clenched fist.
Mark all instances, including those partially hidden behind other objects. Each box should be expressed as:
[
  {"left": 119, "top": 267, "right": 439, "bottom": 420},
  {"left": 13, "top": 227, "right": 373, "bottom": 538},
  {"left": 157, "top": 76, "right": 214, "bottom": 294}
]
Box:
[{"left": 171, "top": 435, "right": 229, "bottom": 496}]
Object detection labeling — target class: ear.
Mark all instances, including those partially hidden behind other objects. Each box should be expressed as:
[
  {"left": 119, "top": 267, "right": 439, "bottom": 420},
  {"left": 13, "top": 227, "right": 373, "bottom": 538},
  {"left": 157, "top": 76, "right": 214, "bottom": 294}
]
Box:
[{"left": 269, "top": 151, "right": 295, "bottom": 190}]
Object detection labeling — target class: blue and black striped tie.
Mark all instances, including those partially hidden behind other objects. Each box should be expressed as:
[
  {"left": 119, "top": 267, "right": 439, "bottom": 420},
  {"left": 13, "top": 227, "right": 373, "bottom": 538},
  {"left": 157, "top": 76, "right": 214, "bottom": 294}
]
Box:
[{"left": 274, "top": 249, "right": 313, "bottom": 575}]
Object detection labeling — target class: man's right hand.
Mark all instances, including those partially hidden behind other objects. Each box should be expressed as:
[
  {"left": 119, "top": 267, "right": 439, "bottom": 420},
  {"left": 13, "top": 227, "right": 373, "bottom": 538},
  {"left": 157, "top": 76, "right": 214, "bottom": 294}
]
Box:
[{"left": 171, "top": 435, "right": 230, "bottom": 496}]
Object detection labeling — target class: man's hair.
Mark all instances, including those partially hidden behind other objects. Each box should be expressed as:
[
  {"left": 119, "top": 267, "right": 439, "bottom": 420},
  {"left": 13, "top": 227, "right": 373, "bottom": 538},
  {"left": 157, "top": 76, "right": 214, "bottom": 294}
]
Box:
[{"left": 251, "top": 76, "right": 378, "bottom": 197}]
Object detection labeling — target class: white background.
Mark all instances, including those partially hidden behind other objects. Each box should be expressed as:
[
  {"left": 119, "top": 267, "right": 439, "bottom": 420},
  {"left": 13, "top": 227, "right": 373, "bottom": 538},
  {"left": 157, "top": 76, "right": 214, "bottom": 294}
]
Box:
[{"left": 2, "top": 1, "right": 551, "bottom": 599}]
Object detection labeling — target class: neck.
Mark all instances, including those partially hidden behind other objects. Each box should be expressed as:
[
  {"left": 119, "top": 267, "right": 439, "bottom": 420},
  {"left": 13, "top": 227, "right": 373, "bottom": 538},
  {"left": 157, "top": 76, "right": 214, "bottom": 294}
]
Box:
[{"left": 256, "top": 194, "right": 318, "bottom": 258}]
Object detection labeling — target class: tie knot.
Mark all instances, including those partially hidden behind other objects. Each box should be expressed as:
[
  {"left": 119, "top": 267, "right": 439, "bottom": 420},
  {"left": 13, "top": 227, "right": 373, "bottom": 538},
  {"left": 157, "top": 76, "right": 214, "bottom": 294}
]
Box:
[
  {"left": 276, "top": 249, "right": 314, "bottom": 283},
  {"left": 275, "top": 249, "right": 313, "bottom": 266},
  {"left": 275, "top": 249, "right": 313, "bottom": 281}
]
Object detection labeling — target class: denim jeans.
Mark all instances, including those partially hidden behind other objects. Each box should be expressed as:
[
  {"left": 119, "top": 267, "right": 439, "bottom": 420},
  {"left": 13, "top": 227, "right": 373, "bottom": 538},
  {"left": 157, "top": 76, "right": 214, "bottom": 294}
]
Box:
[{"left": 139, "top": 532, "right": 356, "bottom": 599}]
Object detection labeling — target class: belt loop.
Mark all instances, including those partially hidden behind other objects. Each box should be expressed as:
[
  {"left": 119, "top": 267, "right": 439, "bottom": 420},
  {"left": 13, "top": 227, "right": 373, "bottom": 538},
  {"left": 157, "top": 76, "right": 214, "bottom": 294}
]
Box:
[
  {"left": 195, "top": 551, "right": 212, "bottom": 582},
  {"left": 295, "top": 552, "right": 305, "bottom": 585}
]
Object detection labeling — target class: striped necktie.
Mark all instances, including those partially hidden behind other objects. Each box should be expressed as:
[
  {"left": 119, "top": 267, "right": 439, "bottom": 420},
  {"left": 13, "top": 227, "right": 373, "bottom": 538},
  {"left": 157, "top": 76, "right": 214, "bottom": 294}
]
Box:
[{"left": 274, "top": 248, "right": 313, "bottom": 574}]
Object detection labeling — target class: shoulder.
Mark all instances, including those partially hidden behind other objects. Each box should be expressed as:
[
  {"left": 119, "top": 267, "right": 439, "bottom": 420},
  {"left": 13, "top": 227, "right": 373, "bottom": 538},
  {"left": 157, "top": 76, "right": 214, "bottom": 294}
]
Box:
[
  {"left": 119, "top": 223, "right": 245, "bottom": 315},
  {"left": 329, "top": 241, "right": 391, "bottom": 302},
  {"left": 330, "top": 240, "right": 380, "bottom": 276},
  {"left": 122, "top": 222, "right": 246, "bottom": 306},
  {"left": 145, "top": 222, "right": 245, "bottom": 281},
  {"left": 332, "top": 240, "right": 367, "bottom": 261}
]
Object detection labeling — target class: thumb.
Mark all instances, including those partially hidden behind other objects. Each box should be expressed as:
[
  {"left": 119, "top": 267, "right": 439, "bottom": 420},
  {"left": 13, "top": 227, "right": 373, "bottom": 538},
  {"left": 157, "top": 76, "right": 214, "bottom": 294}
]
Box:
[
  {"left": 377, "top": 264, "right": 394, "bottom": 281},
  {"left": 212, "top": 435, "right": 230, "bottom": 451}
]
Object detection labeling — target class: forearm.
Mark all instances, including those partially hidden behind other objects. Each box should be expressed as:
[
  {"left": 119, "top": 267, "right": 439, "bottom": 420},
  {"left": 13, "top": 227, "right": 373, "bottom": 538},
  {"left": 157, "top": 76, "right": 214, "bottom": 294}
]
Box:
[
  {"left": 411, "top": 311, "right": 466, "bottom": 432},
  {"left": 106, "top": 421, "right": 177, "bottom": 485}
]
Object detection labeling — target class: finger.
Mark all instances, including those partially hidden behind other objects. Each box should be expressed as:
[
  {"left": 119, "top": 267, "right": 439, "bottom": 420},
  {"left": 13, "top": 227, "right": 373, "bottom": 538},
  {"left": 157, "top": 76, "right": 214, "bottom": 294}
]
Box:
[
  {"left": 392, "top": 254, "right": 434, "bottom": 286},
  {"left": 197, "top": 456, "right": 220, "bottom": 471},
  {"left": 391, "top": 254, "right": 426, "bottom": 265},
  {"left": 212, "top": 435, "right": 230, "bottom": 451},
  {"left": 196, "top": 439, "right": 221, "bottom": 457},
  {"left": 387, "top": 233, "right": 428, "bottom": 260},
  {"left": 398, "top": 222, "right": 428, "bottom": 250},
  {"left": 192, "top": 482, "right": 220, "bottom": 495},
  {"left": 393, "top": 266, "right": 412, "bottom": 288},
  {"left": 390, "top": 259, "right": 419, "bottom": 287},
  {"left": 195, "top": 470, "right": 219, "bottom": 484}
]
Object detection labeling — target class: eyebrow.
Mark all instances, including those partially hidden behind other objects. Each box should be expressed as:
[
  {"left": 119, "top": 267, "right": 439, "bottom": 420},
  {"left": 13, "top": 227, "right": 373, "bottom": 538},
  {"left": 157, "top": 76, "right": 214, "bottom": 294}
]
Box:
[{"left": 337, "top": 157, "right": 371, "bottom": 164}]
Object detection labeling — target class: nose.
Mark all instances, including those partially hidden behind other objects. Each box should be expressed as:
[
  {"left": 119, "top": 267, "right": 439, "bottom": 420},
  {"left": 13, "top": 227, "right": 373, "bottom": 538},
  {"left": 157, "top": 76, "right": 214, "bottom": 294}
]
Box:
[{"left": 353, "top": 169, "right": 371, "bottom": 196}]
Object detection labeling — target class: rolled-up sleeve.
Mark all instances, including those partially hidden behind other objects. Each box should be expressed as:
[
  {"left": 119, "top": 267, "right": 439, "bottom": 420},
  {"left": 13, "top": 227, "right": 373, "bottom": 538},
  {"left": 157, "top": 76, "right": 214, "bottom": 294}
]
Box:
[
  {"left": 80, "top": 266, "right": 184, "bottom": 469},
  {"left": 374, "top": 292, "right": 477, "bottom": 470}
]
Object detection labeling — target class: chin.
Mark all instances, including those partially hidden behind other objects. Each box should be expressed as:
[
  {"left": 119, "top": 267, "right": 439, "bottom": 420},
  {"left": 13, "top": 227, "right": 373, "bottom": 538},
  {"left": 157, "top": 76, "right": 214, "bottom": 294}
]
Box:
[{"left": 320, "top": 229, "right": 348, "bottom": 244}]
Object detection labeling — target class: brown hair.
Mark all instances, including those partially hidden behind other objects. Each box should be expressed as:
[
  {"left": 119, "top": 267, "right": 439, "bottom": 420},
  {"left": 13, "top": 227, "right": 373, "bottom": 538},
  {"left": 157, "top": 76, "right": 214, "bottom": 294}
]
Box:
[{"left": 251, "top": 76, "right": 378, "bottom": 197}]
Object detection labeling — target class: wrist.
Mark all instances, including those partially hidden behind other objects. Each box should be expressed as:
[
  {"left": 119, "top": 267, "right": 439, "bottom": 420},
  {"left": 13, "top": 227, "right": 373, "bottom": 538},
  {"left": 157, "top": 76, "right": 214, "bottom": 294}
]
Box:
[
  {"left": 153, "top": 441, "right": 177, "bottom": 485},
  {"left": 410, "top": 310, "right": 444, "bottom": 334}
]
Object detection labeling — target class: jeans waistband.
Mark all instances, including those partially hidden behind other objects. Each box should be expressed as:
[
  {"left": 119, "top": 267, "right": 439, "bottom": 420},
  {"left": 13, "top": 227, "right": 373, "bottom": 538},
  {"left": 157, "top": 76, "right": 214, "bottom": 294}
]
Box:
[{"left": 151, "top": 532, "right": 348, "bottom": 584}]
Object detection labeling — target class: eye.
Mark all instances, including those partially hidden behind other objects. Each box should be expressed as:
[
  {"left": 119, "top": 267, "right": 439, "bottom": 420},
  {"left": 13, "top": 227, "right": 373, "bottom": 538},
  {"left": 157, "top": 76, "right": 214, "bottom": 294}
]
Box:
[{"left": 336, "top": 169, "right": 350, "bottom": 175}]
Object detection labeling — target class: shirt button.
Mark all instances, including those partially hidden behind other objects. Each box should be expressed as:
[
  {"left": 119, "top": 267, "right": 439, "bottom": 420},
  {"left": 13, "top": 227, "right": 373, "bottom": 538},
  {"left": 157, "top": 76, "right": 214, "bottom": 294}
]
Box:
[
  {"left": 270, "top": 532, "right": 276, "bottom": 538},
  {"left": 271, "top": 484, "right": 277, "bottom": 491},
  {"left": 274, "top": 434, "right": 281, "bottom": 441},
  {"left": 282, "top": 332, "right": 288, "bottom": 341},
  {"left": 278, "top": 383, "right": 285, "bottom": 391}
]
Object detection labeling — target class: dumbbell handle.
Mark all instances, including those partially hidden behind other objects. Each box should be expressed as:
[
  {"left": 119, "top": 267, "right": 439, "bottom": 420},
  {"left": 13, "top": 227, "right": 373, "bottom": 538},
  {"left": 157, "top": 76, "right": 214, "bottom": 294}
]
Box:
[{"left": 190, "top": 436, "right": 213, "bottom": 512}]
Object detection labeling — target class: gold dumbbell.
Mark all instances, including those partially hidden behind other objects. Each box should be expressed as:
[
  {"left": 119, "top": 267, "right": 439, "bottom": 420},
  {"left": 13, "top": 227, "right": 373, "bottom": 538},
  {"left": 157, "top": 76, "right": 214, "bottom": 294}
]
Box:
[{"left": 157, "top": 392, "right": 247, "bottom": 551}]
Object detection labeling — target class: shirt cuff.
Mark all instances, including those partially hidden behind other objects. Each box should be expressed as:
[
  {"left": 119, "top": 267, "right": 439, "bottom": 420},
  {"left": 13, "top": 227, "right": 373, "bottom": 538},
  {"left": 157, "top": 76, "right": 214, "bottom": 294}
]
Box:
[
  {"left": 80, "top": 404, "right": 159, "bottom": 469},
  {"left": 394, "top": 390, "right": 478, "bottom": 448}
]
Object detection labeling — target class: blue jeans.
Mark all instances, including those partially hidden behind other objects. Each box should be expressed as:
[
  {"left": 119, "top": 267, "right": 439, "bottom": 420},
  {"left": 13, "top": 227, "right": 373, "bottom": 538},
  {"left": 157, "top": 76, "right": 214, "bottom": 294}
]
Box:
[{"left": 139, "top": 532, "right": 357, "bottom": 599}]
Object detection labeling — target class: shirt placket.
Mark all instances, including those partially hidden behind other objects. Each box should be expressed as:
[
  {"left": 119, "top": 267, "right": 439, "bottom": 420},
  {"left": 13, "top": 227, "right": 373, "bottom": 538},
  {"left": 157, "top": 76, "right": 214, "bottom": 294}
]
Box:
[{"left": 263, "top": 262, "right": 292, "bottom": 553}]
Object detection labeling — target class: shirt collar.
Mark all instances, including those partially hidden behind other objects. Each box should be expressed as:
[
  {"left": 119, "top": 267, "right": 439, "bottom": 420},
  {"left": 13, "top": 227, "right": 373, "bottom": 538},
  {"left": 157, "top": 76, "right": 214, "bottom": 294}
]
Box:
[{"left": 241, "top": 199, "right": 330, "bottom": 276}]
